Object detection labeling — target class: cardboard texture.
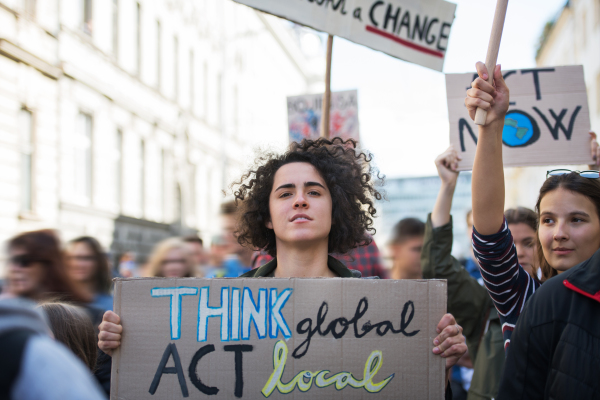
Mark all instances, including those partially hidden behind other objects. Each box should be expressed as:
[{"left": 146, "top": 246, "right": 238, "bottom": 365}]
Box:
[
  {"left": 446, "top": 65, "right": 593, "bottom": 170},
  {"left": 110, "top": 278, "right": 446, "bottom": 399},
  {"left": 231, "top": 0, "right": 456, "bottom": 72},
  {"left": 287, "top": 90, "right": 360, "bottom": 143}
]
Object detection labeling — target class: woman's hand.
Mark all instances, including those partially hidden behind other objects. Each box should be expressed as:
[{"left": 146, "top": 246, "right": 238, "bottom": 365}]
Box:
[
  {"left": 465, "top": 63, "right": 510, "bottom": 127},
  {"left": 433, "top": 313, "right": 467, "bottom": 375},
  {"left": 98, "top": 310, "right": 122, "bottom": 357},
  {"left": 435, "top": 145, "right": 461, "bottom": 187}
]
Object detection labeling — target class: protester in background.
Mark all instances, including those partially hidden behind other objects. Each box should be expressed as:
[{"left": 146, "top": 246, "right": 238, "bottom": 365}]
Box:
[
  {"left": 39, "top": 302, "right": 97, "bottom": 371},
  {"left": 182, "top": 235, "right": 207, "bottom": 277},
  {"left": 217, "top": 201, "right": 253, "bottom": 277},
  {"left": 467, "top": 62, "right": 600, "bottom": 398},
  {"left": 99, "top": 138, "right": 466, "bottom": 398},
  {"left": 1, "top": 230, "right": 87, "bottom": 304},
  {"left": 388, "top": 218, "right": 425, "bottom": 280},
  {"left": 146, "top": 238, "right": 195, "bottom": 278},
  {"left": 422, "top": 146, "right": 539, "bottom": 400},
  {"left": 66, "top": 237, "right": 113, "bottom": 312},
  {"left": 0, "top": 298, "right": 105, "bottom": 400},
  {"left": 117, "top": 251, "right": 138, "bottom": 278},
  {"left": 461, "top": 210, "right": 482, "bottom": 283}
]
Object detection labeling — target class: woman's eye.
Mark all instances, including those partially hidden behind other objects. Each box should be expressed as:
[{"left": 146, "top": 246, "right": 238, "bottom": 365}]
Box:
[
  {"left": 308, "top": 191, "right": 320, "bottom": 196},
  {"left": 572, "top": 217, "right": 584, "bottom": 223},
  {"left": 542, "top": 218, "right": 554, "bottom": 224},
  {"left": 279, "top": 193, "right": 292, "bottom": 198}
]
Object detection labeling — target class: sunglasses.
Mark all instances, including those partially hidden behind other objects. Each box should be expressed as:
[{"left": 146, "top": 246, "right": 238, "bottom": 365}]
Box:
[
  {"left": 546, "top": 169, "right": 600, "bottom": 179},
  {"left": 9, "top": 255, "right": 42, "bottom": 268}
]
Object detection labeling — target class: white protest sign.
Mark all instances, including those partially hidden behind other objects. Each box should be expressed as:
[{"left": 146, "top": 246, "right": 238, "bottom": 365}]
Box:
[
  {"left": 232, "top": 0, "right": 457, "bottom": 72},
  {"left": 287, "top": 90, "right": 360, "bottom": 142},
  {"left": 446, "top": 65, "right": 593, "bottom": 170},
  {"left": 110, "top": 277, "right": 447, "bottom": 399}
]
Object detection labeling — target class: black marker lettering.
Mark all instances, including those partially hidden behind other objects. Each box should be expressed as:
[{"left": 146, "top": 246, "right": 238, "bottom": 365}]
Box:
[
  {"left": 224, "top": 345, "right": 253, "bottom": 398},
  {"left": 533, "top": 106, "right": 582, "bottom": 140},
  {"left": 459, "top": 118, "right": 478, "bottom": 152},
  {"left": 353, "top": 7, "right": 362, "bottom": 21},
  {"left": 397, "top": 10, "right": 411, "bottom": 38},
  {"left": 521, "top": 68, "right": 555, "bottom": 100},
  {"left": 149, "top": 343, "right": 189, "bottom": 397},
  {"left": 188, "top": 345, "right": 219, "bottom": 395},
  {"left": 425, "top": 18, "right": 439, "bottom": 45},
  {"left": 369, "top": 1, "right": 384, "bottom": 27},
  {"left": 384, "top": 4, "right": 400, "bottom": 32},
  {"left": 293, "top": 298, "right": 420, "bottom": 359},
  {"left": 412, "top": 15, "right": 428, "bottom": 41},
  {"left": 437, "top": 22, "right": 452, "bottom": 51}
]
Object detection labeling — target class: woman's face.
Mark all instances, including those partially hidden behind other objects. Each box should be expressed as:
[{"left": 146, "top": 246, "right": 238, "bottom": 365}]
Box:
[
  {"left": 508, "top": 222, "right": 536, "bottom": 277},
  {"left": 67, "top": 242, "right": 96, "bottom": 283},
  {"left": 7, "top": 247, "right": 46, "bottom": 298},
  {"left": 267, "top": 162, "right": 332, "bottom": 248},
  {"left": 161, "top": 248, "right": 189, "bottom": 278},
  {"left": 539, "top": 188, "right": 600, "bottom": 273}
]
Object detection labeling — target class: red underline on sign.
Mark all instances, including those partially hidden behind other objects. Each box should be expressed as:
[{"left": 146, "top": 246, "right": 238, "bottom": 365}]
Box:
[{"left": 365, "top": 25, "right": 445, "bottom": 58}]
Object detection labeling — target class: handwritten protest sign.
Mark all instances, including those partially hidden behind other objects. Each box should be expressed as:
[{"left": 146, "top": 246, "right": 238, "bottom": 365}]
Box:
[
  {"left": 446, "top": 65, "right": 593, "bottom": 170},
  {"left": 287, "top": 90, "right": 360, "bottom": 143},
  {"left": 110, "top": 278, "right": 446, "bottom": 399},
  {"left": 232, "top": 0, "right": 456, "bottom": 72}
]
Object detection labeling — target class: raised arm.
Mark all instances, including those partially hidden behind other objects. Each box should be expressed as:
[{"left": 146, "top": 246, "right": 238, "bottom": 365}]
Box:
[
  {"left": 465, "top": 63, "right": 510, "bottom": 235},
  {"left": 431, "top": 146, "right": 461, "bottom": 228}
]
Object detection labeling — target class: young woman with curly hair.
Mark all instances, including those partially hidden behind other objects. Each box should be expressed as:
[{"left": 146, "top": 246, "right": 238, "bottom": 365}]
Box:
[{"left": 98, "top": 138, "right": 467, "bottom": 395}]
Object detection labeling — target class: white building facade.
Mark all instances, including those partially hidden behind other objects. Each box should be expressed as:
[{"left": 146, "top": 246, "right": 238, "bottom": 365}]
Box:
[{"left": 0, "top": 0, "right": 322, "bottom": 263}]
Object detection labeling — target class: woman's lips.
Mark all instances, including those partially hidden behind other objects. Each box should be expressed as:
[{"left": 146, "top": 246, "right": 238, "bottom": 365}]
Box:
[{"left": 553, "top": 248, "right": 574, "bottom": 256}]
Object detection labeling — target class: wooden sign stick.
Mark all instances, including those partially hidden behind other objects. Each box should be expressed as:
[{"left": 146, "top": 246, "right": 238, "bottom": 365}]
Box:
[
  {"left": 321, "top": 34, "right": 334, "bottom": 138},
  {"left": 474, "top": 0, "right": 509, "bottom": 126}
]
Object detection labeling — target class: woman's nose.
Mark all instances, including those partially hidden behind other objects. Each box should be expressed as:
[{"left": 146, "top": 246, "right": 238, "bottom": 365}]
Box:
[{"left": 293, "top": 194, "right": 308, "bottom": 209}]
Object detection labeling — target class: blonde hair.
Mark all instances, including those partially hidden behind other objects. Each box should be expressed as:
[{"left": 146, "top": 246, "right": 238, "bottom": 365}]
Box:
[
  {"left": 39, "top": 302, "right": 97, "bottom": 371},
  {"left": 147, "top": 237, "right": 194, "bottom": 277}
]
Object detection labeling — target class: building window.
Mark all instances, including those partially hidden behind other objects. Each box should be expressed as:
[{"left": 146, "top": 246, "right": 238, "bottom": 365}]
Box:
[
  {"left": 190, "top": 50, "right": 194, "bottom": 110},
  {"left": 136, "top": 2, "right": 141, "bottom": 75},
  {"left": 75, "top": 112, "right": 93, "bottom": 200},
  {"left": 174, "top": 36, "right": 179, "bottom": 101},
  {"left": 23, "top": 0, "right": 36, "bottom": 19},
  {"left": 596, "top": 72, "right": 600, "bottom": 114},
  {"left": 203, "top": 62, "right": 208, "bottom": 118},
  {"left": 160, "top": 149, "right": 165, "bottom": 220},
  {"left": 19, "top": 108, "right": 34, "bottom": 212},
  {"left": 140, "top": 139, "right": 145, "bottom": 215},
  {"left": 156, "top": 20, "right": 161, "bottom": 90},
  {"left": 115, "top": 129, "right": 123, "bottom": 208},
  {"left": 112, "top": 0, "right": 119, "bottom": 58},
  {"left": 82, "top": 0, "right": 93, "bottom": 35}
]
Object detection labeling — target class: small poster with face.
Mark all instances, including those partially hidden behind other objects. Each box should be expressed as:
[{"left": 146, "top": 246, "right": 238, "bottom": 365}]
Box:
[
  {"left": 109, "top": 277, "right": 447, "bottom": 399},
  {"left": 287, "top": 90, "right": 360, "bottom": 143}
]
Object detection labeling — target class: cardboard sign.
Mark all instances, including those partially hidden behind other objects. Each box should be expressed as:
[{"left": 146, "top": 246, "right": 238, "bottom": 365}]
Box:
[
  {"left": 446, "top": 65, "right": 593, "bottom": 170},
  {"left": 232, "top": 0, "right": 456, "bottom": 72},
  {"left": 110, "top": 278, "right": 446, "bottom": 399},
  {"left": 287, "top": 90, "right": 360, "bottom": 142}
]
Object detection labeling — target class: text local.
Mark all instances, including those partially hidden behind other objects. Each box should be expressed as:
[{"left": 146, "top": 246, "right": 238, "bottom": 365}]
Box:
[{"left": 150, "top": 286, "right": 293, "bottom": 342}]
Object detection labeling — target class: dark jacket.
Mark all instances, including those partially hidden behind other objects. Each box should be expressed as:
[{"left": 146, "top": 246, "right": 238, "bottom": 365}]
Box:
[
  {"left": 240, "top": 255, "right": 360, "bottom": 278},
  {"left": 421, "top": 214, "right": 504, "bottom": 400},
  {"left": 498, "top": 247, "right": 600, "bottom": 400}
]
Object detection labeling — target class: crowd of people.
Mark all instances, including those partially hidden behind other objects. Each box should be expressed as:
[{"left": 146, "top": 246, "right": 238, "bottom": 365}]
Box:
[{"left": 1, "top": 62, "right": 600, "bottom": 399}]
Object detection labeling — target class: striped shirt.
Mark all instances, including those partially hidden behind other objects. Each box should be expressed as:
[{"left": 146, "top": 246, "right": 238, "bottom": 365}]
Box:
[{"left": 472, "top": 219, "right": 541, "bottom": 350}]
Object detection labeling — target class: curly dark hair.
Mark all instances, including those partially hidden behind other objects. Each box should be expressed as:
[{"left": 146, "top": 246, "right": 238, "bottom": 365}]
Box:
[{"left": 233, "top": 137, "right": 384, "bottom": 257}]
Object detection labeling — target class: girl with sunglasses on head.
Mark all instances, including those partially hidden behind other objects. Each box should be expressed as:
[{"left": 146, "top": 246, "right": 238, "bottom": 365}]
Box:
[
  {"left": 98, "top": 138, "right": 467, "bottom": 397},
  {"left": 466, "top": 62, "right": 600, "bottom": 399}
]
